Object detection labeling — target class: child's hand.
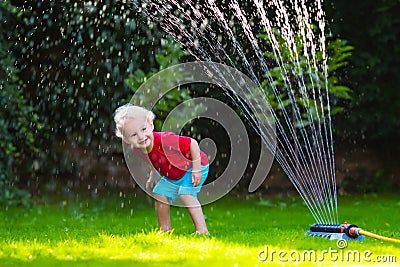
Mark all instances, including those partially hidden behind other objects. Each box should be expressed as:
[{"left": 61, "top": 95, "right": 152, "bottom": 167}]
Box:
[
  {"left": 146, "top": 177, "right": 156, "bottom": 190},
  {"left": 192, "top": 171, "right": 202, "bottom": 187},
  {"left": 146, "top": 171, "right": 156, "bottom": 190},
  {"left": 190, "top": 139, "right": 202, "bottom": 187}
]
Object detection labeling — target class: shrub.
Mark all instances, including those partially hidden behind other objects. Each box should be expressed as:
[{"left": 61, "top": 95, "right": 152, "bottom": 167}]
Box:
[{"left": 0, "top": 2, "right": 42, "bottom": 206}]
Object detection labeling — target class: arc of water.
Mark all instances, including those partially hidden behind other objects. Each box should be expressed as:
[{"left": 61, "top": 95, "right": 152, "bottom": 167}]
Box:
[
  {"left": 252, "top": 0, "right": 338, "bottom": 223},
  {"left": 229, "top": 0, "right": 336, "bottom": 223}
]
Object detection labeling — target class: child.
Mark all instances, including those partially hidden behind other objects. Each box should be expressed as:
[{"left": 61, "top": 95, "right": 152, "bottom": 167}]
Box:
[{"left": 114, "top": 104, "right": 210, "bottom": 234}]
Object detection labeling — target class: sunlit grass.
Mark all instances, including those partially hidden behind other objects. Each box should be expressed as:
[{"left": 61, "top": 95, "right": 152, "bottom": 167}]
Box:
[{"left": 1, "top": 192, "right": 400, "bottom": 266}]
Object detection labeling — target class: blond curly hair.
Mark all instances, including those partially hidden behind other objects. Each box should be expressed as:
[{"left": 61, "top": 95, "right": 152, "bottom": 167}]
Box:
[{"left": 114, "top": 104, "right": 155, "bottom": 138}]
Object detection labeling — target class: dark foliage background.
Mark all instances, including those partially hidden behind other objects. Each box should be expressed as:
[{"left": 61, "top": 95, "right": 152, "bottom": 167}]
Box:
[
  {"left": 1, "top": 0, "right": 399, "bottom": 205},
  {"left": 326, "top": 0, "right": 400, "bottom": 145}
]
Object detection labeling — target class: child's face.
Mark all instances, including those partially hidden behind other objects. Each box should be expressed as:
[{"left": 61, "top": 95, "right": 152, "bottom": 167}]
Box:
[{"left": 122, "top": 117, "right": 154, "bottom": 150}]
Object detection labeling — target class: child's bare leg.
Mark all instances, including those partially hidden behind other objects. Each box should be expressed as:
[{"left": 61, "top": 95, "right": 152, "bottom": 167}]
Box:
[
  {"left": 179, "top": 194, "right": 209, "bottom": 234},
  {"left": 154, "top": 194, "right": 172, "bottom": 232}
]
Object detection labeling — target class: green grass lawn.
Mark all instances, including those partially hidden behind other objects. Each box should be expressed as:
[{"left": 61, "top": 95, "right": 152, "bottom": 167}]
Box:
[{"left": 1, "top": 192, "right": 399, "bottom": 266}]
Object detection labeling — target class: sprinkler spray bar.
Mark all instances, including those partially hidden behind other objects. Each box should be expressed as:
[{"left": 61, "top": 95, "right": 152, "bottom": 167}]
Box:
[{"left": 307, "top": 222, "right": 400, "bottom": 244}]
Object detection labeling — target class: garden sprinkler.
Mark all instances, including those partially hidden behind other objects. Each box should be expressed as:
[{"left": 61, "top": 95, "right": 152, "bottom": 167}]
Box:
[{"left": 306, "top": 222, "right": 400, "bottom": 244}]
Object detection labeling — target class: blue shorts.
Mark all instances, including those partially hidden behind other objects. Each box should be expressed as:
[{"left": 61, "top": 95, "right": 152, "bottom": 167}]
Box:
[{"left": 153, "top": 165, "right": 209, "bottom": 202}]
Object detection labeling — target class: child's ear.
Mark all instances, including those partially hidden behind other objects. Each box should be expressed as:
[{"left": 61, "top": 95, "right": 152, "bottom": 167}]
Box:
[
  {"left": 121, "top": 136, "right": 129, "bottom": 144},
  {"left": 147, "top": 118, "right": 154, "bottom": 131},
  {"left": 120, "top": 132, "right": 128, "bottom": 144}
]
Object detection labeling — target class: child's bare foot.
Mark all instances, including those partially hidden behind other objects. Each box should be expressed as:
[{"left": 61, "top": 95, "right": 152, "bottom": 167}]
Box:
[
  {"left": 158, "top": 228, "right": 173, "bottom": 234},
  {"left": 191, "top": 230, "right": 210, "bottom": 236}
]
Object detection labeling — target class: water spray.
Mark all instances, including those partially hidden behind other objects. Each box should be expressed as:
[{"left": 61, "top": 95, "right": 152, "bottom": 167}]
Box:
[{"left": 306, "top": 222, "right": 400, "bottom": 244}]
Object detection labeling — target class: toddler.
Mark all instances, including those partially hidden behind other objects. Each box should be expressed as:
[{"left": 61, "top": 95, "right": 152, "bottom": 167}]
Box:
[{"left": 114, "top": 104, "right": 209, "bottom": 234}]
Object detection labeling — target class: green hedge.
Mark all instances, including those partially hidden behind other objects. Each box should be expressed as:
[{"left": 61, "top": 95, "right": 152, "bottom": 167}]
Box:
[{"left": 0, "top": 2, "right": 42, "bottom": 206}]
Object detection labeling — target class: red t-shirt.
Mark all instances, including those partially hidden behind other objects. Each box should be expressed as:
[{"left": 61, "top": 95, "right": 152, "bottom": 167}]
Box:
[{"left": 132, "top": 132, "right": 208, "bottom": 180}]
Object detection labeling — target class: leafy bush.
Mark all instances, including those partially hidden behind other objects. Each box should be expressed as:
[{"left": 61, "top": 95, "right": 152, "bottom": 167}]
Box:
[
  {"left": 260, "top": 31, "right": 354, "bottom": 128},
  {"left": 0, "top": 2, "right": 42, "bottom": 206}
]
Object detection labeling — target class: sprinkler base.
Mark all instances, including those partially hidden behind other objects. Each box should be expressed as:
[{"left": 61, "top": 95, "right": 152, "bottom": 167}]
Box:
[
  {"left": 305, "top": 223, "right": 366, "bottom": 241},
  {"left": 305, "top": 231, "right": 365, "bottom": 241}
]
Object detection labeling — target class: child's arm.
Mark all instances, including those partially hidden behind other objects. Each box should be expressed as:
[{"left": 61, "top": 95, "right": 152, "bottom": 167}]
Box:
[{"left": 190, "top": 138, "right": 202, "bottom": 187}]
